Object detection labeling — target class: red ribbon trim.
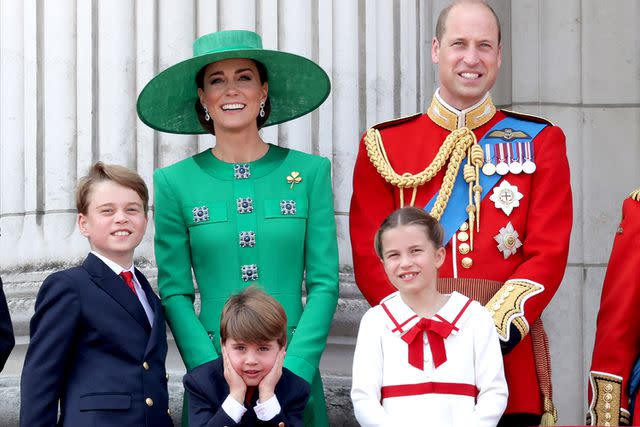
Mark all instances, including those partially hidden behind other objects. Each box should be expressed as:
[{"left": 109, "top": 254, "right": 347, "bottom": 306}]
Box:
[
  {"left": 381, "top": 381, "right": 479, "bottom": 400},
  {"left": 401, "top": 318, "right": 454, "bottom": 370}
]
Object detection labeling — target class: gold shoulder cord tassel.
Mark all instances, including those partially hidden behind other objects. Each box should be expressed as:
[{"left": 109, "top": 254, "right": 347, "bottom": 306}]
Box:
[
  {"left": 364, "top": 127, "right": 478, "bottom": 222},
  {"left": 470, "top": 144, "right": 484, "bottom": 231},
  {"left": 540, "top": 396, "right": 558, "bottom": 426}
]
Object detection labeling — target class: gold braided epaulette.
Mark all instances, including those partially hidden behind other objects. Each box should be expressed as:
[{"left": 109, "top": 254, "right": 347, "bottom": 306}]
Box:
[
  {"left": 628, "top": 187, "right": 640, "bottom": 202},
  {"left": 501, "top": 109, "right": 553, "bottom": 126}
]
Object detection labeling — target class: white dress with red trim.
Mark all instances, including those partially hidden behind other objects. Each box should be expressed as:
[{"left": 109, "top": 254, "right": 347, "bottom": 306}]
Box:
[{"left": 351, "top": 291, "right": 508, "bottom": 427}]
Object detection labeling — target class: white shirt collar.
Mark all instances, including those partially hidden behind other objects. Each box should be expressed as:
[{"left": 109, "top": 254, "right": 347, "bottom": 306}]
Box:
[{"left": 91, "top": 251, "right": 134, "bottom": 276}]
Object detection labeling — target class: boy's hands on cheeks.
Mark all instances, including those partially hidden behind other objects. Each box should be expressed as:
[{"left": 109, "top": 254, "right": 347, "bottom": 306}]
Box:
[
  {"left": 222, "top": 345, "right": 247, "bottom": 404},
  {"left": 258, "top": 347, "right": 284, "bottom": 402}
]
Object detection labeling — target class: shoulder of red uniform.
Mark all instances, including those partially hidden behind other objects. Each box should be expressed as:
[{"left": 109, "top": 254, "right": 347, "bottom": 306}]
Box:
[
  {"left": 500, "top": 109, "right": 554, "bottom": 126},
  {"left": 368, "top": 112, "right": 423, "bottom": 132},
  {"left": 628, "top": 187, "right": 640, "bottom": 203}
]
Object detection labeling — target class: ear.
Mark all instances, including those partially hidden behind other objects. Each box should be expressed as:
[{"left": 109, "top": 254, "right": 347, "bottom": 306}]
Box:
[
  {"left": 431, "top": 37, "right": 441, "bottom": 64},
  {"left": 198, "top": 88, "right": 205, "bottom": 106},
  {"left": 497, "top": 42, "right": 503, "bottom": 69},
  {"left": 261, "top": 81, "right": 269, "bottom": 101},
  {"left": 77, "top": 213, "right": 90, "bottom": 237},
  {"left": 434, "top": 246, "right": 446, "bottom": 269}
]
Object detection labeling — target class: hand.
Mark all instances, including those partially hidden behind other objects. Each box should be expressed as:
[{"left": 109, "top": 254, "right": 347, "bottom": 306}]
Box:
[
  {"left": 222, "top": 346, "right": 246, "bottom": 404},
  {"left": 258, "top": 347, "right": 284, "bottom": 402}
]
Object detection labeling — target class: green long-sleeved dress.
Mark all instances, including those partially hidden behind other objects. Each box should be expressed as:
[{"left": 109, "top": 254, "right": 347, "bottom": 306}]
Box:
[{"left": 154, "top": 144, "right": 339, "bottom": 426}]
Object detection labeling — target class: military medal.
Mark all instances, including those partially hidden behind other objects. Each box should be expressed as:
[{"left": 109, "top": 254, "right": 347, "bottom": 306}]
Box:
[
  {"left": 489, "top": 180, "right": 523, "bottom": 216},
  {"left": 494, "top": 222, "right": 522, "bottom": 259},
  {"left": 522, "top": 141, "right": 536, "bottom": 174},
  {"left": 509, "top": 142, "right": 523, "bottom": 174},
  {"left": 495, "top": 143, "right": 509, "bottom": 175},
  {"left": 481, "top": 144, "right": 496, "bottom": 176}
]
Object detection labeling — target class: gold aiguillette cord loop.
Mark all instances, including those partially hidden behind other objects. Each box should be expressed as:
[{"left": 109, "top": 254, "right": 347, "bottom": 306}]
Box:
[{"left": 364, "top": 127, "right": 476, "bottom": 216}]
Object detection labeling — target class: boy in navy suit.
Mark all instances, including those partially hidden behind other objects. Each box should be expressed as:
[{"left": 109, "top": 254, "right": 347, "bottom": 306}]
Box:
[
  {"left": 20, "top": 162, "right": 173, "bottom": 427},
  {"left": 184, "top": 286, "right": 309, "bottom": 427},
  {"left": 0, "top": 276, "right": 15, "bottom": 372}
]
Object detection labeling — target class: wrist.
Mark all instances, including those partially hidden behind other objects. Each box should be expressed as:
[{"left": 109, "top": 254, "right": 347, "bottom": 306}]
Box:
[
  {"left": 229, "top": 387, "right": 246, "bottom": 404},
  {"left": 258, "top": 385, "right": 275, "bottom": 403}
]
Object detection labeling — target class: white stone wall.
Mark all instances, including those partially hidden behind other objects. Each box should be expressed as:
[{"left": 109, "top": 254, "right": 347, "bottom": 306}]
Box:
[{"left": 1, "top": 1, "right": 639, "bottom": 425}]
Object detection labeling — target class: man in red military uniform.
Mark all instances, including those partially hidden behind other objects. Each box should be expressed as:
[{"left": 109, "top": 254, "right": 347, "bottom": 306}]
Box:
[
  {"left": 588, "top": 188, "right": 640, "bottom": 426},
  {"left": 349, "top": 1, "right": 572, "bottom": 426}
]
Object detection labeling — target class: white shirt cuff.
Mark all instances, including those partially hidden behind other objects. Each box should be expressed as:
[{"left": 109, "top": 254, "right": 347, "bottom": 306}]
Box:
[
  {"left": 254, "top": 394, "right": 281, "bottom": 421},
  {"left": 222, "top": 395, "right": 247, "bottom": 423}
]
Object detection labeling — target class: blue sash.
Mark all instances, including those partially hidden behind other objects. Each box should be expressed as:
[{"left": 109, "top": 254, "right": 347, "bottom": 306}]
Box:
[
  {"left": 424, "top": 116, "right": 547, "bottom": 245},
  {"left": 630, "top": 354, "right": 640, "bottom": 419}
]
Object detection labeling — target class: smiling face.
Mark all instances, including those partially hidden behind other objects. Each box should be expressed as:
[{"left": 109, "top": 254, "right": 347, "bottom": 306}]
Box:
[
  {"left": 198, "top": 58, "right": 268, "bottom": 134},
  {"left": 380, "top": 224, "right": 446, "bottom": 297},
  {"left": 432, "top": 2, "right": 502, "bottom": 110},
  {"left": 223, "top": 338, "right": 280, "bottom": 387},
  {"left": 78, "top": 180, "right": 148, "bottom": 268}
]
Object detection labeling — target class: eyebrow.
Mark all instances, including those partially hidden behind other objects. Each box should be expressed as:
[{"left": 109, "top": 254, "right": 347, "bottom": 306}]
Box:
[
  {"left": 207, "top": 68, "right": 255, "bottom": 78},
  {"left": 95, "top": 201, "right": 142, "bottom": 209}
]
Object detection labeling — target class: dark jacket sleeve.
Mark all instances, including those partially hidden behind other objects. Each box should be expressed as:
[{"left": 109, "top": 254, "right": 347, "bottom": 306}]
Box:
[
  {"left": 20, "top": 272, "right": 81, "bottom": 427},
  {"left": 0, "top": 277, "right": 15, "bottom": 372},
  {"left": 184, "top": 361, "right": 239, "bottom": 427},
  {"left": 260, "top": 369, "right": 310, "bottom": 427}
]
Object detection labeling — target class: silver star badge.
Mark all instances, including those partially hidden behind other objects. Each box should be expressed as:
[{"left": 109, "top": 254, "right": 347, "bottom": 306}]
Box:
[
  {"left": 494, "top": 222, "right": 522, "bottom": 259},
  {"left": 489, "top": 180, "right": 523, "bottom": 216}
]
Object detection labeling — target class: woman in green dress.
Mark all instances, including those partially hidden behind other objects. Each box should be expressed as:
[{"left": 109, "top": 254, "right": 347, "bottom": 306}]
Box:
[{"left": 137, "top": 30, "right": 338, "bottom": 426}]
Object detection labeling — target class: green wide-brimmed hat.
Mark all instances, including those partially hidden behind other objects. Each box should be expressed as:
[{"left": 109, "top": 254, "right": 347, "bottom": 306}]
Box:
[{"left": 136, "top": 30, "right": 331, "bottom": 134}]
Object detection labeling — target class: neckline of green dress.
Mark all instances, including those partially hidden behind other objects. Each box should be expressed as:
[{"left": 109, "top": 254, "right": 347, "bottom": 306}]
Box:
[{"left": 193, "top": 143, "right": 288, "bottom": 180}]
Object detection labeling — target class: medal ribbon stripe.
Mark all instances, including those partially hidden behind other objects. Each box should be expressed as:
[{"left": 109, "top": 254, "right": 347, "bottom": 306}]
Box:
[{"left": 424, "top": 117, "right": 547, "bottom": 245}]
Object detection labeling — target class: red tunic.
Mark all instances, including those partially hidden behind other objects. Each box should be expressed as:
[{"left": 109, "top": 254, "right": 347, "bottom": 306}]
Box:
[
  {"left": 588, "top": 193, "right": 640, "bottom": 426},
  {"left": 349, "top": 107, "right": 572, "bottom": 415}
]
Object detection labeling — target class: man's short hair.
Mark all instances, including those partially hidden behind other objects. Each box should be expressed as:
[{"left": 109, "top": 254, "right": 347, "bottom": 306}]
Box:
[
  {"left": 435, "top": 0, "right": 502, "bottom": 44},
  {"left": 220, "top": 286, "right": 288, "bottom": 347},
  {"left": 76, "top": 161, "right": 149, "bottom": 215}
]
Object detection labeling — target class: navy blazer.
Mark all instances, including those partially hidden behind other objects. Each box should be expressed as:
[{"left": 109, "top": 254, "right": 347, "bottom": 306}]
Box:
[
  {"left": 184, "top": 358, "right": 310, "bottom": 427},
  {"left": 0, "top": 276, "right": 15, "bottom": 372},
  {"left": 20, "top": 253, "right": 173, "bottom": 427}
]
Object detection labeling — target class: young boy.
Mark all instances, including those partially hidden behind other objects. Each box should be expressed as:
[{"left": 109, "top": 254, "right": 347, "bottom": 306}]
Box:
[
  {"left": 20, "top": 162, "right": 173, "bottom": 427},
  {"left": 0, "top": 276, "right": 14, "bottom": 372},
  {"left": 183, "top": 286, "right": 310, "bottom": 427}
]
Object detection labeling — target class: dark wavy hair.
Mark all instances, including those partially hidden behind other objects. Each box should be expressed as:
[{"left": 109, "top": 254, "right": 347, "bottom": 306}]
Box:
[{"left": 194, "top": 59, "right": 272, "bottom": 135}]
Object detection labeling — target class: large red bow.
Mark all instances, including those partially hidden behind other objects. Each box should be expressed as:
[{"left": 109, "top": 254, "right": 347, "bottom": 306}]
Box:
[{"left": 401, "top": 318, "right": 454, "bottom": 370}]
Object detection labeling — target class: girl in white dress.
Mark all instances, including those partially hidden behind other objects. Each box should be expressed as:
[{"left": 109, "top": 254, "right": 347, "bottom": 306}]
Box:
[{"left": 351, "top": 207, "right": 508, "bottom": 427}]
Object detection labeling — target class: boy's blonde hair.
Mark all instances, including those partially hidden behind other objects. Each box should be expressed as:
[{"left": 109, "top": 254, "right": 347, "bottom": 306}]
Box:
[
  {"left": 76, "top": 161, "right": 149, "bottom": 215},
  {"left": 374, "top": 207, "right": 445, "bottom": 259},
  {"left": 220, "top": 286, "right": 287, "bottom": 347}
]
